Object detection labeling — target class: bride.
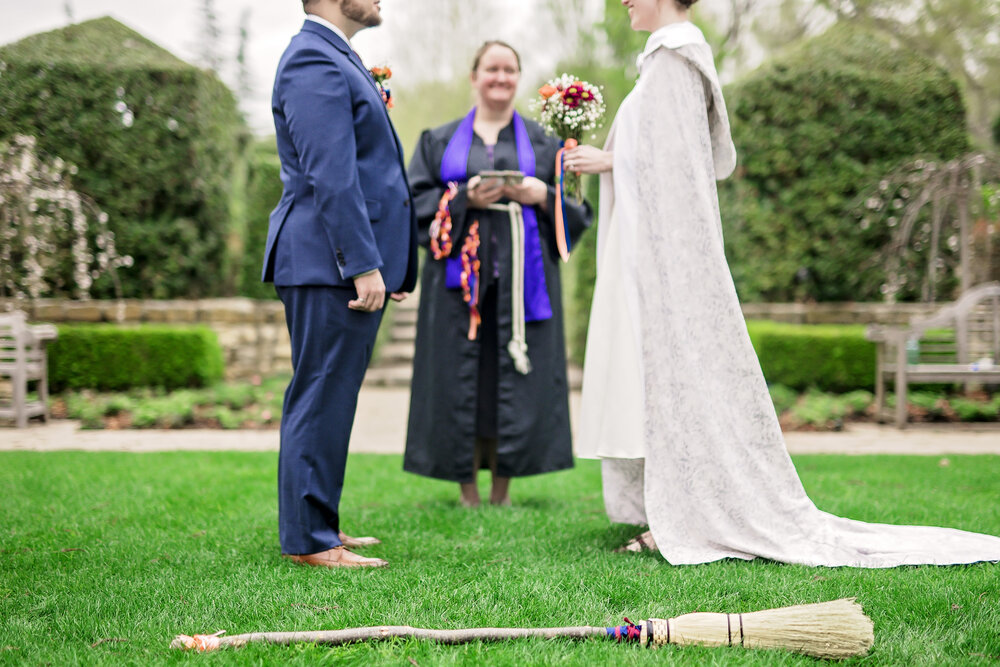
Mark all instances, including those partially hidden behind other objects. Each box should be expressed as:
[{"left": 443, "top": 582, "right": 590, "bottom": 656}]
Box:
[{"left": 564, "top": 0, "right": 1000, "bottom": 567}]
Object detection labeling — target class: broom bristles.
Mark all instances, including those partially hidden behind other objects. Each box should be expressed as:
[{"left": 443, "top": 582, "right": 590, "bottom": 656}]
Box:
[{"left": 664, "top": 597, "right": 874, "bottom": 659}]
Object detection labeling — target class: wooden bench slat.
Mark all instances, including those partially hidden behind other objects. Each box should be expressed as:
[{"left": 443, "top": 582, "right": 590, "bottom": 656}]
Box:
[
  {"left": 0, "top": 311, "right": 57, "bottom": 428},
  {"left": 867, "top": 282, "right": 1000, "bottom": 428}
]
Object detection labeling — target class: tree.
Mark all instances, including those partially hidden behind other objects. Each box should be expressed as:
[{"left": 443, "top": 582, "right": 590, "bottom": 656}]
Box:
[
  {"left": 383, "top": 1, "right": 503, "bottom": 84},
  {"left": 0, "top": 135, "right": 131, "bottom": 301},
  {"left": 719, "top": 25, "right": 970, "bottom": 302},
  {"left": 753, "top": 0, "right": 1000, "bottom": 147},
  {"left": 862, "top": 153, "right": 1000, "bottom": 302},
  {"left": 197, "top": 0, "right": 224, "bottom": 73},
  {"left": 235, "top": 7, "right": 253, "bottom": 106}
]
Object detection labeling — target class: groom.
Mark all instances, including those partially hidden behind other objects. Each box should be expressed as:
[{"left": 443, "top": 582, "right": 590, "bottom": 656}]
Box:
[{"left": 262, "top": 0, "right": 417, "bottom": 568}]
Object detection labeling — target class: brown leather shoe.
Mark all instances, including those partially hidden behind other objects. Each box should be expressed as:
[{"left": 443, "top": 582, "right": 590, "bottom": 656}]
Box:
[
  {"left": 337, "top": 532, "right": 381, "bottom": 548},
  {"left": 283, "top": 546, "right": 388, "bottom": 569}
]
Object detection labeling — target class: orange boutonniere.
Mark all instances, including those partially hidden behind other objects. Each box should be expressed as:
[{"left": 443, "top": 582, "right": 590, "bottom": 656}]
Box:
[{"left": 369, "top": 66, "right": 393, "bottom": 109}]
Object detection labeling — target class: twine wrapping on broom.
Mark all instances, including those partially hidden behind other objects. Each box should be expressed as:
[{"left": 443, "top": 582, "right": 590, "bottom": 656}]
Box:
[{"left": 172, "top": 598, "right": 873, "bottom": 660}]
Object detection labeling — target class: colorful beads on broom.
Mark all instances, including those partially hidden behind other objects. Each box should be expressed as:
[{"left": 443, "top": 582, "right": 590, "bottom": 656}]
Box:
[
  {"left": 606, "top": 618, "right": 645, "bottom": 644},
  {"left": 460, "top": 220, "right": 481, "bottom": 340},
  {"left": 430, "top": 182, "right": 459, "bottom": 260}
]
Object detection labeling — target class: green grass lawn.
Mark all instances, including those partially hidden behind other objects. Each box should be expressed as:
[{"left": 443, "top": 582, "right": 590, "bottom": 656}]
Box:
[{"left": 1, "top": 453, "right": 998, "bottom": 665}]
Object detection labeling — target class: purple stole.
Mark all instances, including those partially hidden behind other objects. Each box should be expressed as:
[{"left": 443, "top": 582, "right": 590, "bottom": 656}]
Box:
[{"left": 439, "top": 108, "right": 552, "bottom": 322}]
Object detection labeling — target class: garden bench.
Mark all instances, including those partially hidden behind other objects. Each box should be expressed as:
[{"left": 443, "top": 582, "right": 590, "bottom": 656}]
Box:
[
  {"left": 0, "top": 310, "right": 58, "bottom": 428},
  {"left": 866, "top": 282, "right": 1000, "bottom": 428}
]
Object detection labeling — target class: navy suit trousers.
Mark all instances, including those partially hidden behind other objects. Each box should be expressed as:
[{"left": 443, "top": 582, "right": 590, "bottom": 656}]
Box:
[{"left": 276, "top": 285, "right": 384, "bottom": 555}]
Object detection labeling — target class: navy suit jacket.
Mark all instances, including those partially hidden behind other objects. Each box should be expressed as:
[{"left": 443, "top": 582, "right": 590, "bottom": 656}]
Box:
[{"left": 263, "top": 20, "right": 417, "bottom": 293}]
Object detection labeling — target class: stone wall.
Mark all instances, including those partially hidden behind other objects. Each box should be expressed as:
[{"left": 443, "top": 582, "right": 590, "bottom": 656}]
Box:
[
  {"left": 7, "top": 298, "right": 947, "bottom": 379},
  {"left": 739, "top": 302, "right": 940, "bottom": 325},
  {"left": 8, "top": 298, "right": 291, "bottom": 380}
]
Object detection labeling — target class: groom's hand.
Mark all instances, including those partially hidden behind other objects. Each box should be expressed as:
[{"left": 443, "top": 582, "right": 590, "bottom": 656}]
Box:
[{"left": 350, "top": 269, "right": 386, "bottom": 312}]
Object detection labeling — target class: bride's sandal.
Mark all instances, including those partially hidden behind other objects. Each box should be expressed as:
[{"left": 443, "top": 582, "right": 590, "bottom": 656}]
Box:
[{"left": 614, "top": 530, "right": 657, "bottom": 553}]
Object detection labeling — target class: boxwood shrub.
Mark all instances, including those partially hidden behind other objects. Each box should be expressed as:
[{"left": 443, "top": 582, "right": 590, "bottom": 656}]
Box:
[
  {"left": 0, "top": 17, "right": 248, "bottom": 299},
  {"left": 720, "top": 24, "right": 970, "bottom": 302},
  {"left": 48, "top": 324, "right": 224, "bottom": 391},
  {"left": 745, "top": 320, "right": 875, "bottom": 392}
]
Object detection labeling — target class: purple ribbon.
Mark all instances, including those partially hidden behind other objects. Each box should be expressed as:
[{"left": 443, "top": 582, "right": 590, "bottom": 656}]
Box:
[{"left": 439, "top": 108, "right": 552, "bottom": 322}]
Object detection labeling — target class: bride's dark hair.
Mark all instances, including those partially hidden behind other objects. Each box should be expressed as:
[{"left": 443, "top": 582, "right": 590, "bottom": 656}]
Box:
[{"left": 676, "top": 0, "right": 700, "bottom": 7}]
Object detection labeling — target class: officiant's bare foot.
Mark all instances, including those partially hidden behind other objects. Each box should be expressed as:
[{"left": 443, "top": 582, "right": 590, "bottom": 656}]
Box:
[
  {"left": 489, "top": 477, "right": 511, "bottom": 506},
  {"left": 283, "top": 546, "right": 388, "bottom": 569},
  {"left": 615, "top": 530, "right": 657, "bottom": 553},
  {"left": 337, "top": 531, "right": 381, "bottom": 549},
  {"left": 460, "top": 482, "right": 481, "bottom": 508}
]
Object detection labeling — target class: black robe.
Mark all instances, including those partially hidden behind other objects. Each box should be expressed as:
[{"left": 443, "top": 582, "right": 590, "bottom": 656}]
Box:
[{"left": 403, "top": 116, "right": 593, "bottom": 483}]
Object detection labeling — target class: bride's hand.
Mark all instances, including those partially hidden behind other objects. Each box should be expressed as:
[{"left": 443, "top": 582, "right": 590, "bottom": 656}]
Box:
[{"left": 563, "top": 145, "right": 612, "bottom": 174}]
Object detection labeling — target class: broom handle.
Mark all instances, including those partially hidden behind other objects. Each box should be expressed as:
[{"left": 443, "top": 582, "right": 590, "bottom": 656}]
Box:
[{"left": 173, "top": 626, "right": 610, "bottom": 650}]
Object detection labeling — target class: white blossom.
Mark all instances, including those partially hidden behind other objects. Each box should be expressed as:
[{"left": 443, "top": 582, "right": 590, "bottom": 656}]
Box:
[{"left": 0, "top": 134, "right": 131, "bottom": 300}]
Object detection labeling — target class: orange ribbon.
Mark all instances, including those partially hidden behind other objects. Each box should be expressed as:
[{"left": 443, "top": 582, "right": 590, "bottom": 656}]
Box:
[{"left": 553, "top": 137, "right": 578, "bottom": 263}]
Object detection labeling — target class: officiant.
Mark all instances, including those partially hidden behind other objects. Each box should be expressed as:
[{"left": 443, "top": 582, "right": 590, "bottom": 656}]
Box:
[{"left": 403, "top": 41, "right": 593, "bottom": 507}]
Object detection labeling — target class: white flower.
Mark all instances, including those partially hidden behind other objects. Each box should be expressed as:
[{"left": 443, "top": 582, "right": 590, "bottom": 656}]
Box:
[{"left": 122, "top": 110, "right": 134, "bottom": 128}]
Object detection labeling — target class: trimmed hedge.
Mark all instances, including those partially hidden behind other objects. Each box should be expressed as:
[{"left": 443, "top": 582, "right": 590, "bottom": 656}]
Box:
[
  {"left": 745, "top": 320, "right": 875, "bottom": 392},
  {"left": 48, "top": 325, "right": 224, "bottom": 392},
  {"left": 0, "top": 17, "right": 248, "bottom": 299},
  {"left": 719, "top": 25, "right": 970, "bottom": 302}
]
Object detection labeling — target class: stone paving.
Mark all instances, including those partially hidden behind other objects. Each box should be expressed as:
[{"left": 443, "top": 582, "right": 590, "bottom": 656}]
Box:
[{"left": 3, "top": 388, "right": 999, "bottom": 455}]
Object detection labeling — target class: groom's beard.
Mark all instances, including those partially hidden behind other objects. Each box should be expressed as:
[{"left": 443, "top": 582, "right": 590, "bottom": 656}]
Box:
[{"left": 342, "top": 0, "right": 382, "bottom": 27}]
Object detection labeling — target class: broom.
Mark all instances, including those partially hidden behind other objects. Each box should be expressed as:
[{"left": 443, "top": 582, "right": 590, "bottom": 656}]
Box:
[{"left": 171, "top": 597, "right": 874, "bottom": 659}]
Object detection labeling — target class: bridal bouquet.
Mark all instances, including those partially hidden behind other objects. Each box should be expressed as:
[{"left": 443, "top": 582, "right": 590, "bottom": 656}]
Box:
[
  {"left": 533, "top": 74, "right": 606, "bottom": 145},
  {"left": 532, "top": 74, "right": 605, "bottom": 260}
]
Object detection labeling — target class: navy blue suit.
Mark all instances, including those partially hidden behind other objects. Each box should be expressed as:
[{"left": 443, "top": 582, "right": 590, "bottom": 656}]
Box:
[{"left": 264, "top": 20, "right": 417, "bottom": 555}]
